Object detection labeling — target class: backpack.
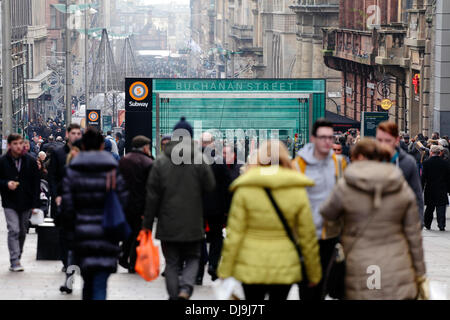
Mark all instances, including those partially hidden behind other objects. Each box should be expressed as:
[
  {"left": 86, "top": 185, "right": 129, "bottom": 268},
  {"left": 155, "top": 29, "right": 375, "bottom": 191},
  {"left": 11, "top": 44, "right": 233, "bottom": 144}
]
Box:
[
  {"left": 293, "top": 153, "right": 347, "bottom": 181},
  {"left": 292, "top": 153, "right": 347, "bottom": 240}
]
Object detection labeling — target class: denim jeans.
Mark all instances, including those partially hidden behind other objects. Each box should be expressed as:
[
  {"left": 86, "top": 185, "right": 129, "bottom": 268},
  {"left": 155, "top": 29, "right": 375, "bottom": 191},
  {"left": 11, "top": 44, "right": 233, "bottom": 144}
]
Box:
[{"left": 82, "top": 271, "right": 111, "bottom": 300}]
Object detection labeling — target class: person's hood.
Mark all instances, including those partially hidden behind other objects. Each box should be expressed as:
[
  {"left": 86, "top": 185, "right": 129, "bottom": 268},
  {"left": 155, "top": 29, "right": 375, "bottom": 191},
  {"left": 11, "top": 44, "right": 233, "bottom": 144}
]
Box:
[
  {"left": 343, "top": 161, "right": 405, "bottom": 209},
  {"left": 69, "top": 151, "right": 118, "bottom": 172},
  {"left": 297, "top": 143, "right": 334, "bottom": 165},
  {"left": 164, "top": 139, "right": 203, "bottom": 164},
  {"left": 230, "top": 166, "right": 315, "bottom": 191}
]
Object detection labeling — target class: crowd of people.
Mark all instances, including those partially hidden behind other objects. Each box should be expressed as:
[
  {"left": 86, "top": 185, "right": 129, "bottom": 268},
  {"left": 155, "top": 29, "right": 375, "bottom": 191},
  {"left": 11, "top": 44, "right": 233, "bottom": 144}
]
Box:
[
  {"left": 0, "top": 116, "right": 448, "bottom": 301},
  {"left": 140, "top": 57, "right": 188, "bottom": 79}
]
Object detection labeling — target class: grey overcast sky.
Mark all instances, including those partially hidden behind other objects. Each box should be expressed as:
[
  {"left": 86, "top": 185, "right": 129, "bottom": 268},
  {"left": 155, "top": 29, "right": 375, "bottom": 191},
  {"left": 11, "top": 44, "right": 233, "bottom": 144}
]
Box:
[{"left": 142, "top": 0, "right": 189, "bottom": 4}]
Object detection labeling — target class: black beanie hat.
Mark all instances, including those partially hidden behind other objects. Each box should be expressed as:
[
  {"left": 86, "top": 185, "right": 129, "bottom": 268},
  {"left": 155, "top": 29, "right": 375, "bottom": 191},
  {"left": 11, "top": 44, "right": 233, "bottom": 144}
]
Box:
[{"left": 173, "top": 117, "right": 193, "bottom": 137}]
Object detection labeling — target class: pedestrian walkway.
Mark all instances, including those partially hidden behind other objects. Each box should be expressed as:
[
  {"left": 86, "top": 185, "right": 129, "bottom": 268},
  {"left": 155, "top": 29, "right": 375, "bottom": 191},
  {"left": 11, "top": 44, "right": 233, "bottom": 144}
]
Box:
[
  {"left": 0, "top": 207, "right": 449, "bottom": 300},
  {"left": 0, "top": 208, "right": 216, "bottom": 300}
]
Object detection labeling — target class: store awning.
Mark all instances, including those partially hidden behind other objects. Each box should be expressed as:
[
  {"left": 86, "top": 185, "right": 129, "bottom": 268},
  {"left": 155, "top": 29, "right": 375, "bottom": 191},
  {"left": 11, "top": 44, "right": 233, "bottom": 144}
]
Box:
[{"left": 325, "top": 110, "right": 360, "bottom": 131}]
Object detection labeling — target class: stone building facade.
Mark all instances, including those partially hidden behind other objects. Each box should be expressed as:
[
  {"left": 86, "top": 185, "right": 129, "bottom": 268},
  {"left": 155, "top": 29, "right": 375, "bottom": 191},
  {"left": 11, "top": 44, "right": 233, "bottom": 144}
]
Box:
[
  {"left": 26, "top": 0, "right": 52, "bottom": 121},
  {"left": 290, "top": 0, "right": 341, "bottom": 112},
  {"left": 322, "top": 0, "right": 438, "bottom": 136},
  {"left": 434, "top": 0, "right": 450, "bottom": 135},
  {"left": 192, "top": 0, "right": 301, "bottom": 79}
]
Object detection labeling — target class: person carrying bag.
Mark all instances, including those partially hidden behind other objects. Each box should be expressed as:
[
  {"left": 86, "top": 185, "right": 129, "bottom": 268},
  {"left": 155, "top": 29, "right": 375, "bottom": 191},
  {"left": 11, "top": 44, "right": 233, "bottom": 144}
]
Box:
[
  {"left": 218, "top": 141, "right": 322, "bottom": 301},
  {"left": 319, "top": 138, "right": 427, "bottom": 300},
  {"left": 102, "top": 169, "right": 131, "bottom": 242},
  {"left": 264, "top": 188, "right": 308, "bottom": 284}
]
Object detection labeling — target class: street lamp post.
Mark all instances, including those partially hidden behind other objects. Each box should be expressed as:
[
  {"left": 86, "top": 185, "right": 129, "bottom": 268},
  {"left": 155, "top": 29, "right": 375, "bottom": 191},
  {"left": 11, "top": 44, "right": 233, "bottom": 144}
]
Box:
[
  {"left": 85, "top": 0, "right": 89, "bottom": 110},
  {"left": 65, "top": 0, "right": 72, "bottom": 124},
  {"left": 2, "top": 0, "right": 12, "bottom": 144}
]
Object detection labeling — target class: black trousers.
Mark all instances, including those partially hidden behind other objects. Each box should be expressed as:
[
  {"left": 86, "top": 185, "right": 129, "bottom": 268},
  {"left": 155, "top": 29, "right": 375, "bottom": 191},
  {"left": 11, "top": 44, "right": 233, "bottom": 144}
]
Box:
[
  {"left": 120, "top": 228, "right": 140, "bottom": 271},
  {"left": 197, "top": 216, "right": 224, "bottom": 280},
  {"left": 242, "top": 284, "right": 291, "bottom": 301},
  {"left": 424, "top": 205, "right": 447, "bottom": 230},
  {"left": 298, "top": 237, "right": 339, "bottom": 300},
  {"left": 197, "top": 239, "right": 208, "bottom": 279},
  {"left": 60, "top": 228, "right": 74, "bottom": 268}
]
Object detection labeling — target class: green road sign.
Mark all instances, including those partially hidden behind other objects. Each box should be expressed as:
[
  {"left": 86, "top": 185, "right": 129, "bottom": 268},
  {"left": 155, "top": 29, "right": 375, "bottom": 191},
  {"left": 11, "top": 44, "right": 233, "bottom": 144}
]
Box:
[{"left": 103, "top": 115, "right": 112, "bottom": 133}]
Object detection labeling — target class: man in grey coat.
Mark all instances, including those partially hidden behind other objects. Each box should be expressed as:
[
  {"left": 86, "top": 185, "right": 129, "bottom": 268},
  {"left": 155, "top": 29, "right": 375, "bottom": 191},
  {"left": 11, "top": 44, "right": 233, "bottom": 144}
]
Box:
[
  {"left": 142, "top": 117, "right": 215, "bottom": 300},
  {"left": 377, "top": 122, "right": 424, "bottom": 227}
]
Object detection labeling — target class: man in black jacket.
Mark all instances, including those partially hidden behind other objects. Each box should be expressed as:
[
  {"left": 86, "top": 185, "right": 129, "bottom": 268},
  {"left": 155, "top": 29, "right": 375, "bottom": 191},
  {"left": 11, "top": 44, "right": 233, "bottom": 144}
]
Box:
[
  {"left": 422, "top": 145, "right": 450, "bottom": 231},
  {"left": 143, "top": 117, "right": 215, "bottom": 300},
  {"left": 48, "top": 124, "right": 82, "bottom": 220},
  {"left": 196, "top": 132, "right": 232, "bottom": 285},
  {"left": 47, "top": 123, "right": 82, "bottom": 271},
  {"left": 0, "top": 134, "right": 40, "bottom": 272},
  {"left": 118, "top": 135, "right": 153, "bottom": 273}
]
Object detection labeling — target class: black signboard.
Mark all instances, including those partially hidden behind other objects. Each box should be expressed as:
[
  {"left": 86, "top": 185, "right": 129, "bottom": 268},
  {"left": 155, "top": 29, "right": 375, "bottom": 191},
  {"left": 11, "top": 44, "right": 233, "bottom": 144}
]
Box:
[
  {"left": 86, "top": 109, "right": 101, "bottom": 129},
  {"left": 361, "top": 112, "right": 390, "bottom": 137},
  {"left": 125, "top": 78, "right": 153, "bottom": 153}
]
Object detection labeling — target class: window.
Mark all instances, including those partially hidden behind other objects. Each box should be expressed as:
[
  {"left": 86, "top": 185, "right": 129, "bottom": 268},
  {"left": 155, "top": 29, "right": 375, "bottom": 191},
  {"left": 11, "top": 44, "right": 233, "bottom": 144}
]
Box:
[
  {"left": 50, "top": 7, "right": 57, "bottom": 28},
  {"left": 51, "top": 40, "right": 57, "bottom": 55}
]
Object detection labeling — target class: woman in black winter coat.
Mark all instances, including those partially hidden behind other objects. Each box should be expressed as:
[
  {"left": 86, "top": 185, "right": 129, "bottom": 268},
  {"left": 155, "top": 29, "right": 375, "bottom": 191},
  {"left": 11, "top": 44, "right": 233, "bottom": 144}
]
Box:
[{"left": 62, "top": 128, "right": 128, "bottom": 300}]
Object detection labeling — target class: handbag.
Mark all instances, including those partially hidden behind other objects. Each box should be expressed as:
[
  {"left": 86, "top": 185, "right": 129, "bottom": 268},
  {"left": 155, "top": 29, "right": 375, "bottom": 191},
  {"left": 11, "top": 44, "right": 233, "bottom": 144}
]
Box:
[
  {"left": 264, "top": 188, "right": 308, "bottom": 283},
  {"left": 416, "top": 276, "right": 430, "bottom": 300},
  {"left": 135, "top": 230, "right": 160, "bottom": 281},
  {"left": 322, "top": 209, "right": 377, "bottom": 300},
  {"left": 102, "top": 169, "right": 131, "bottom": 242}
]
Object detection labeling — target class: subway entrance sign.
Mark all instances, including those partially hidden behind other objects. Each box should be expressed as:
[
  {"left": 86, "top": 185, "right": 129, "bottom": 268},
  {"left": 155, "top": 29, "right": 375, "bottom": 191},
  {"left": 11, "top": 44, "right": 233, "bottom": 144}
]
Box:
[
  {"left": 150, "top": 78, "right": 326, "bottom": 156},
  {"left": 124, "top": 78, "right": 326, "bottom": 156},
  {"left": 86, "top": 109, "right": 101, "bottom": 129},
  {"left": 125, "top": 78, "right": 152, "bottom": 153}
]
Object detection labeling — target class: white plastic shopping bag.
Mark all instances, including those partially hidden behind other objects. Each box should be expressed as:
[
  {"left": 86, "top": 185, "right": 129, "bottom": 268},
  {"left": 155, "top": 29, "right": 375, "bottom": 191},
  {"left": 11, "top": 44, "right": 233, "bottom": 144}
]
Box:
[
  {"left": 29, "top": 209, "right": 44, "bottom": 226},
  {"left": 212, "top": 277, "right": 245, "bottom": 300},
  {"left": 429, "top": 281, "right": 448, "bottom": 300}
]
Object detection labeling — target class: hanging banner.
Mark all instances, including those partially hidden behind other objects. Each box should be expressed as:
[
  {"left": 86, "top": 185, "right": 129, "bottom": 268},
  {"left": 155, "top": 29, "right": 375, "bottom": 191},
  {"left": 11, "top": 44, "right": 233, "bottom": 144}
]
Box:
[
  {"left": 86, "top": 109, "right": 101, "bottom": 129},
  {"left": 118, "top": 110, "right": 126, "bottom": 127}
]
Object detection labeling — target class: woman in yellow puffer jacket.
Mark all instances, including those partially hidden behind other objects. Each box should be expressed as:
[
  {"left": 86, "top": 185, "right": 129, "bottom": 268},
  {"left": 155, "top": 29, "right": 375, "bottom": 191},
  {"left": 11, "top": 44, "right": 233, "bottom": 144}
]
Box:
[{"left": 217, "top": 140, "right": 322, "bottom": 300}]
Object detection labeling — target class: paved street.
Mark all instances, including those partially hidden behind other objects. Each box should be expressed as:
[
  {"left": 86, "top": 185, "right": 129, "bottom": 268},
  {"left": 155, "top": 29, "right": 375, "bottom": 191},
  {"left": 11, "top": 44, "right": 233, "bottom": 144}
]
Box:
[{"left": 0, "top": 207, "right": 449, "bottom": 300}]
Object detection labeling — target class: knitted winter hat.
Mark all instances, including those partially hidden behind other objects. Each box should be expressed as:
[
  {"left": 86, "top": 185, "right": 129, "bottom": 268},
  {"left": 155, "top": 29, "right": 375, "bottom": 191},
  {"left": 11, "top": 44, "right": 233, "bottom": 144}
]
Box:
[{"left": 173, "top": 117, "right": 193, "bottom": 137}]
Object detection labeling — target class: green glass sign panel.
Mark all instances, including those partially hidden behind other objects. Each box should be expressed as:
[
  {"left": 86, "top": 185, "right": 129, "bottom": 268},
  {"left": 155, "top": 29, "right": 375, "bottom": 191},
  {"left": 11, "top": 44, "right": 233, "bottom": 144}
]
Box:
[
  {"left": 150, "top": 78, "right": 326, "bottom": 156},
  {"left": 153, "top": 79, "right": 326, "bottom": 93},
  {"left": 102, "top": 115, "right": 112, "bottom": 133}
]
